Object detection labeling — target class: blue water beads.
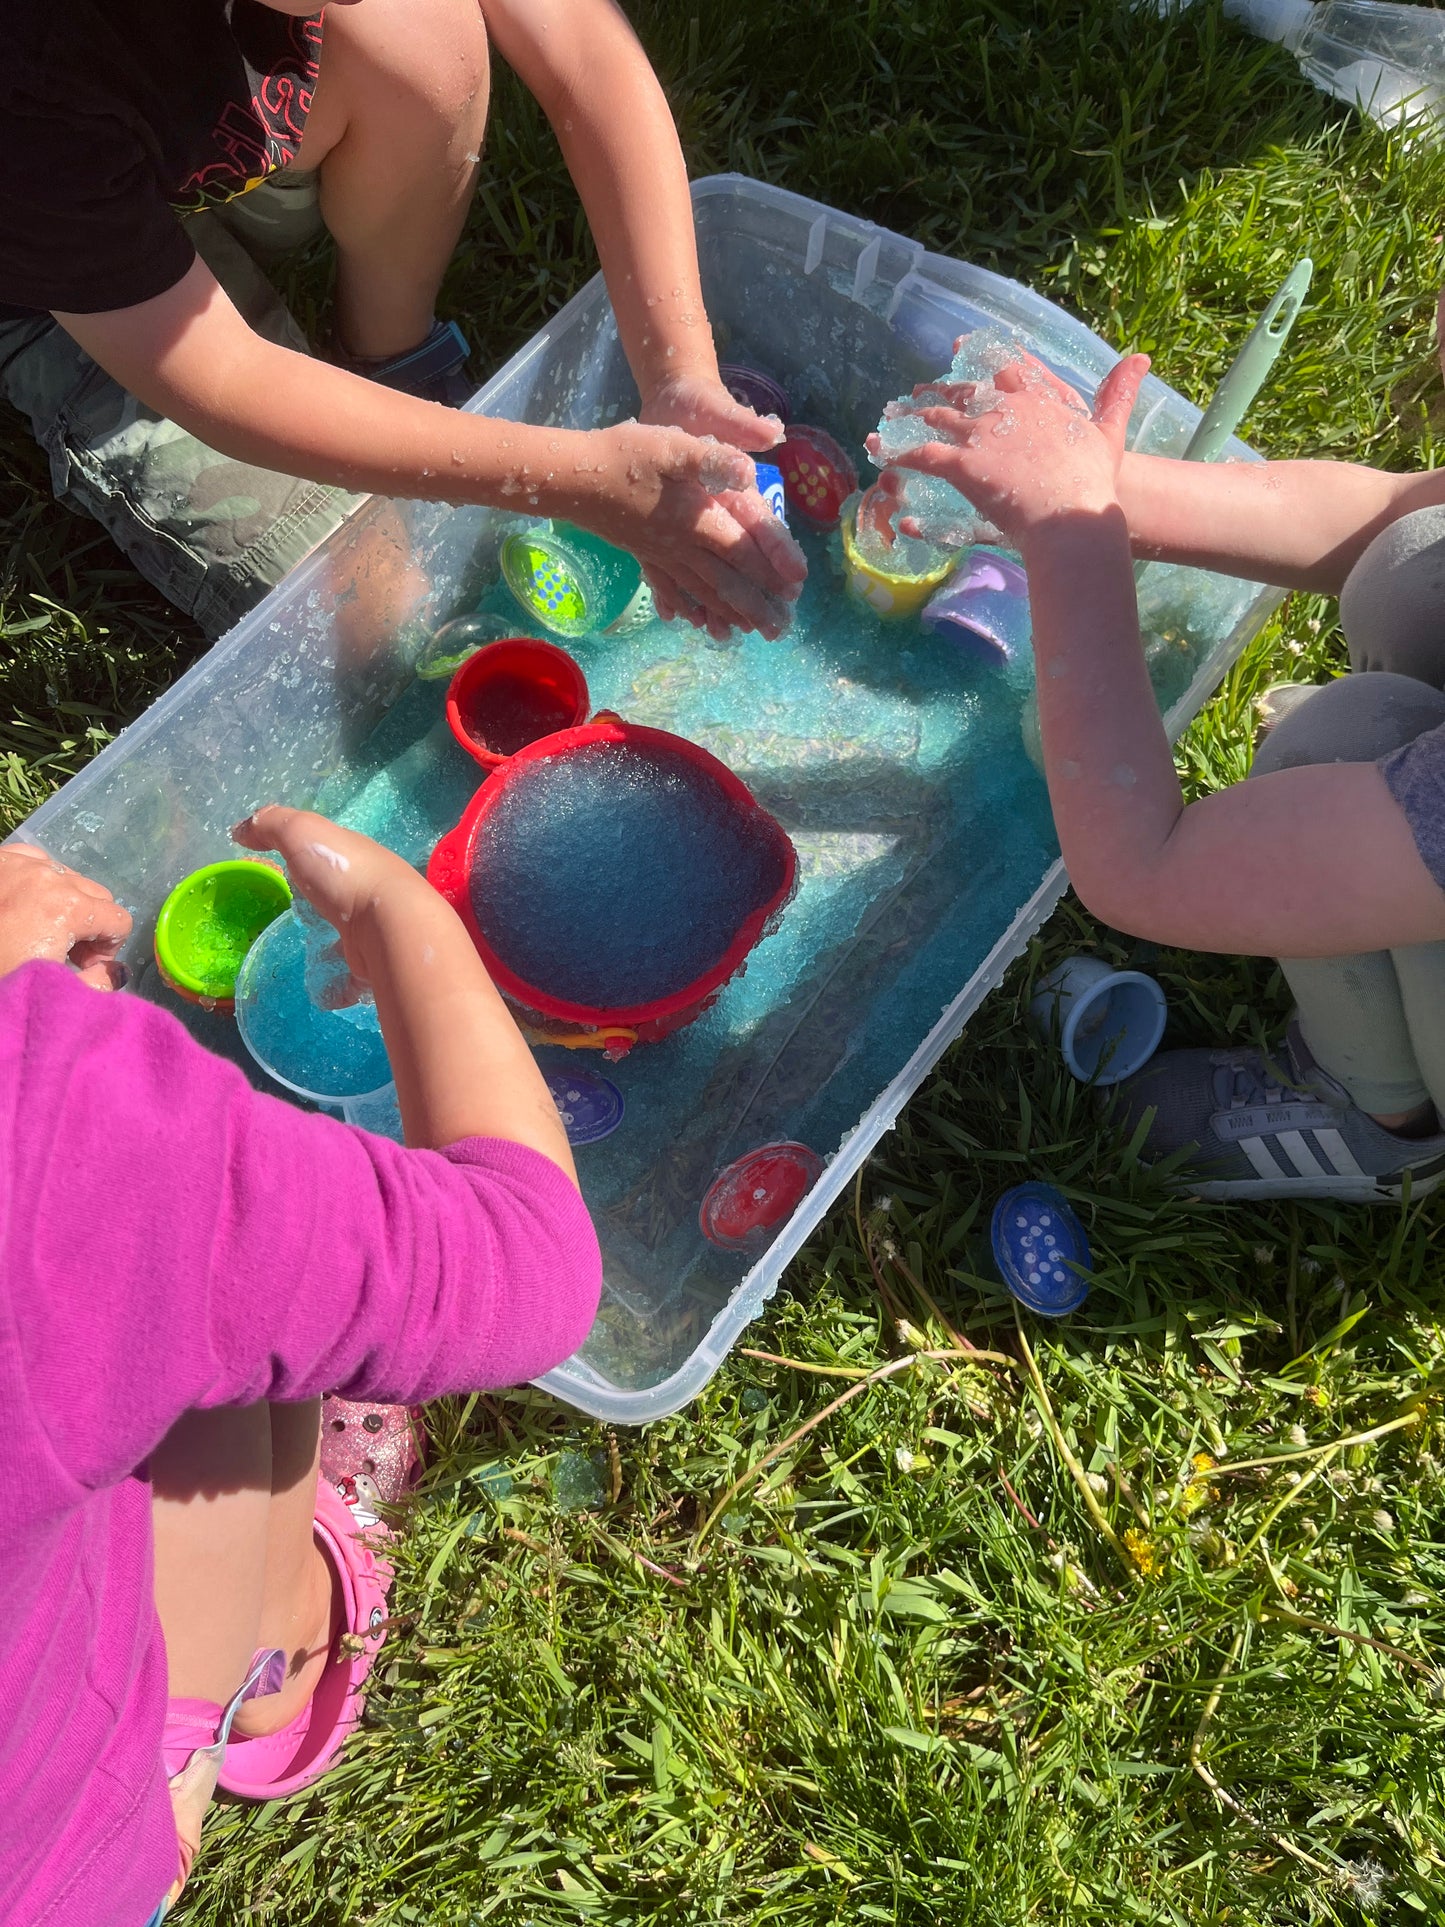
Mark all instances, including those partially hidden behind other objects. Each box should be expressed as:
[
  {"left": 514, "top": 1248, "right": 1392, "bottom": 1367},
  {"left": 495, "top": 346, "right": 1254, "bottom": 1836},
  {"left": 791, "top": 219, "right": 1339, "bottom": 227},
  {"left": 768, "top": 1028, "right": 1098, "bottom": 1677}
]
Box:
[
  {"left": 468, "top": 742, "right": 789, "bottom": 1011},
  {"left": 236, "top": 908, "right": 393, "bottom": 1101}
]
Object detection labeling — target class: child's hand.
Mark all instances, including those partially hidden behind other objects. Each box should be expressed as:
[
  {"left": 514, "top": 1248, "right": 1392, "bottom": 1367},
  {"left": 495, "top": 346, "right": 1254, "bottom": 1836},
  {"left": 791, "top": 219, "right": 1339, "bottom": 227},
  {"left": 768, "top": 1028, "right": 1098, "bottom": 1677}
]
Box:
[
  {"left": 642, "top": 370, "right": 784, "bottom": 458},
  {"left": 578, "top": 420, "right": 806, "bottom": 642},
  {"left": 869, "top": 352, "right": 1150, "bottom": 546},
  {"left": 0, "top": 843, "right": 132, "bottom": 988},
  {"left": 638, "top": 375, "right": 798, "bottom": 635},
  {"left": 232, "top": 808, "right": 430, "bottom": 991}
]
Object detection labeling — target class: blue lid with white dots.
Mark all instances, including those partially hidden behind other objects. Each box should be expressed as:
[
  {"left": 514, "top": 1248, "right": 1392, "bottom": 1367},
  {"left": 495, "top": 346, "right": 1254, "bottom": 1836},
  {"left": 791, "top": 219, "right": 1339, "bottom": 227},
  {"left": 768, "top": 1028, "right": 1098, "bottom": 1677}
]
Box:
[
  {"left": 990, "top": 1183, "right": 1092, "bottom": 1316},
  {"left": 539, "top": 1056, "right": 625, "bottom": 1146}
]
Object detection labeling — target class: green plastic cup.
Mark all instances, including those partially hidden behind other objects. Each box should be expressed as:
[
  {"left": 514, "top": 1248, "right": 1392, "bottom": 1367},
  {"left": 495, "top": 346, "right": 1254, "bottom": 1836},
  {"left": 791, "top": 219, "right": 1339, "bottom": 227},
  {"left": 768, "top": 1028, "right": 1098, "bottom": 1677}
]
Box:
[
  {"left": 500, "top": 521, "right": 645, "bottom": 638},
  {"left": 154, "top": 860, "right": 293, "bottom": 1011}
]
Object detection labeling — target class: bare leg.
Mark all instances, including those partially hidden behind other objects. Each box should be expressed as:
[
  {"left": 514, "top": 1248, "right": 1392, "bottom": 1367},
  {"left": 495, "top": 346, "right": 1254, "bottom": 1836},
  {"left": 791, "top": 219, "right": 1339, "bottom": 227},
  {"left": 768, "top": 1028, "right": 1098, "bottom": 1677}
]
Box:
[
  {"left": 151, "top": 1403, "right": 334, "bottom": 1735},
  {"left": 293, "top": 0, "right": 491, "bottom": 358},
  {"left": 1254, "top": 668, "right": 1445, "bottom": 1133},
  {"left": 233, "top": 1400, "right": 335, "bottom": 1738},
  {"left": 151, "top": 1406, "right": 272, "bottom": 1706}
]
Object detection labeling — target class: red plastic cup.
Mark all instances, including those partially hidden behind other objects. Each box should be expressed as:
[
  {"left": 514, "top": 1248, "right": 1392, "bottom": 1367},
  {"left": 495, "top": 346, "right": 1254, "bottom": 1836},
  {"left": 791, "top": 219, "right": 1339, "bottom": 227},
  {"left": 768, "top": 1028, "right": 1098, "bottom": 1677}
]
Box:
[{"left": 445, "top": 637, "right": 590, "bottom": 770}]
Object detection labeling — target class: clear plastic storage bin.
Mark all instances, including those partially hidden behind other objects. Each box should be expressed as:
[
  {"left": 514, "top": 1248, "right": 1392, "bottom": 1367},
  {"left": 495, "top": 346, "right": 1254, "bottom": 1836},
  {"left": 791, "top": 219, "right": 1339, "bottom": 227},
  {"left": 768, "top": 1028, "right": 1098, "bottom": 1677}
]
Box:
[{"left": 14, "top": 176, "right": 1278, "bottom": 1422}]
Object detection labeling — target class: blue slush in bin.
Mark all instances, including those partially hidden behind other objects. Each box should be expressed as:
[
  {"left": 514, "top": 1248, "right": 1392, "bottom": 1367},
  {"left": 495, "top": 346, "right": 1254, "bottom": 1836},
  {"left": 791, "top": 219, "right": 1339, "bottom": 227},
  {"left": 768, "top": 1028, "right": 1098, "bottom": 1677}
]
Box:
[
  {"left": 9, "top": 177, "right": 1281, "bottom": 1423},
  {"left": 235, "top": 909, "right": 393, "bottom": 1103}
]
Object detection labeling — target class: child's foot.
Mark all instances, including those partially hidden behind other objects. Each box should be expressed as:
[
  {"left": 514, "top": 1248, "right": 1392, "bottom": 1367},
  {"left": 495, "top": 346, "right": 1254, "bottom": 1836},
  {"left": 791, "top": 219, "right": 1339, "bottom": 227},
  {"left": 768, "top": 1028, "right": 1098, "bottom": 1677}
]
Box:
[
  {"left": 230, "top": 1537, "right": 338, "bottom": 1740},
  {"left": 335, "top": 318, "right": 474, "bottom": 406},
  {"left": 217, "top": 1478, "right": 393, "bottom": 1800},
  {"left": 1111, "top": 1020, "right": 1445, "bottom": 1200},
  {"left": 320, "top": 1395, "right": 426, "bottom": 1522},
  {"left": 1253, "top": 679, "right": 1321, "bottom": 747}
]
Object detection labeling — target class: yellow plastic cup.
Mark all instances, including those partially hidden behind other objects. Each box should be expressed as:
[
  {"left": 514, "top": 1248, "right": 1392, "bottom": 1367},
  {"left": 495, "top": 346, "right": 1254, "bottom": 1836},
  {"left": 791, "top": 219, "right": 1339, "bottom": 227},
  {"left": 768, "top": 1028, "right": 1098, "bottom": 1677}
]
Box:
[{"left": 839, "top": 490, "right": 957, "bottom": 618}]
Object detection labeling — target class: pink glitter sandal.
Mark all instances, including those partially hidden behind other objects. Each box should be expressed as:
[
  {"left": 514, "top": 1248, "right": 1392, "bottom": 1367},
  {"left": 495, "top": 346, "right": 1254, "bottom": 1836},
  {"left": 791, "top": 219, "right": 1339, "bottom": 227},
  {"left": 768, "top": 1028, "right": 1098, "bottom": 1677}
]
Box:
[
  {"left": 320, "top": 1396, "right": 426, "bottom": 1521},
  {"left": 215, "top": 1476, "right": 393, "bottom": 1800}
]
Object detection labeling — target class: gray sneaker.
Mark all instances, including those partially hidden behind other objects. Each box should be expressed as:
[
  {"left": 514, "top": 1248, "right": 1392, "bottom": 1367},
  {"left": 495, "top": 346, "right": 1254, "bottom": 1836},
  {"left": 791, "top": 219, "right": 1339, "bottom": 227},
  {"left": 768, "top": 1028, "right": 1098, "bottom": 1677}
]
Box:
[{"left": 1111, "top": 1021, "right": 1445, "bottom": 1201}]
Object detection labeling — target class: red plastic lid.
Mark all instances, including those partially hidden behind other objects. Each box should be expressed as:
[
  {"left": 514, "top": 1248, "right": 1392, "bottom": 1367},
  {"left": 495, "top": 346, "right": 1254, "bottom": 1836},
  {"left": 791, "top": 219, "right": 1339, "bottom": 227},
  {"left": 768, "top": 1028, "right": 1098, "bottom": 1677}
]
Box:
[
  {"left": 775, "top": 425, "right": 858, "bottom": 530},
  {"left": 700, "top": 1142, "right": 824, "bottom": 1250}
]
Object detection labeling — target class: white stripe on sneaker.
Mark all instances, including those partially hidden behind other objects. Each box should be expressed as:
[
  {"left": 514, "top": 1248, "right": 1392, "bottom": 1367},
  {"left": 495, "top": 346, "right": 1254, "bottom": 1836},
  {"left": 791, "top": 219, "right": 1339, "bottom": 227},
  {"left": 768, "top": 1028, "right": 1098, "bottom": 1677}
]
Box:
[
  {"left": 1311, "top": 1127, "right": 1365, "bottom": 1179},
  {"left": 1275, "top": 1130, "right": 1327, "bottom": 1178},
  {"left": 1239, "top": 1136, "right": 1285, "bottom": 1180}
]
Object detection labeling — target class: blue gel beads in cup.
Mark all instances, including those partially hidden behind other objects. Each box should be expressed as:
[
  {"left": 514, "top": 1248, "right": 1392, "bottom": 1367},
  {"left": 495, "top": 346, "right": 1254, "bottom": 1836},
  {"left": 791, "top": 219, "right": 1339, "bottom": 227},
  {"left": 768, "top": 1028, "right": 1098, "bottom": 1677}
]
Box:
[
  {"left": 468, "top": 742, "right": 788, "bottom": 1011},
  {"left": 235, "top": 908, "right": 393, "bottom": 1102},
  {"left": 990, "top": 1182, "right": 1092, "bottom": 1316}
]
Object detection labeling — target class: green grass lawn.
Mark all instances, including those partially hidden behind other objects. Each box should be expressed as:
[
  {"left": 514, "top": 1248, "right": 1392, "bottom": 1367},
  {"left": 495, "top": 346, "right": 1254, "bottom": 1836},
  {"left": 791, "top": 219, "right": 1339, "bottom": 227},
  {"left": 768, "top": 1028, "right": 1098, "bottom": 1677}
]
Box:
[{"left": 6, "top": 2, "right": 1445, "bottom": 1920}]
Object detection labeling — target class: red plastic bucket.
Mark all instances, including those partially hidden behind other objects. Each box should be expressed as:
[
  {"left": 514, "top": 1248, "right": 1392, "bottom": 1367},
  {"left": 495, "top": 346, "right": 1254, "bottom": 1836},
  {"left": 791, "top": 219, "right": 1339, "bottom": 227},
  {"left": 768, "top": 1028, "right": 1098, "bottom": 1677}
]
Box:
[
  {"left": 445, "top": 636, "right": 590, "bottom": 770},
  {"left": 428, "top": 719, "right": 796, "bottom": 1054}
]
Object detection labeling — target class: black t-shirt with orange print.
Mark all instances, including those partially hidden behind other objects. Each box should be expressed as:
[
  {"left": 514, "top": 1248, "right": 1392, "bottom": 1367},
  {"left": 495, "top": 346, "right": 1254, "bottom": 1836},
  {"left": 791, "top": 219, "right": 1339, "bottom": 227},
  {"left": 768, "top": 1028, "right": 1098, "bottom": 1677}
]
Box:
[{"left": 0, "top": 0, "right": 323, "bottom": 319}]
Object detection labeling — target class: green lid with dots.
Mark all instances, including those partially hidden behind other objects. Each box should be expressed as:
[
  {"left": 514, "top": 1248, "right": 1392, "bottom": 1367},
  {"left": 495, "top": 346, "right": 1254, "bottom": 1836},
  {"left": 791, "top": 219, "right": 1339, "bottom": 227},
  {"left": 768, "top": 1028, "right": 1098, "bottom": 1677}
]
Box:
[{"left": 500, "top": 521, "right": 643, "bottom": 639}]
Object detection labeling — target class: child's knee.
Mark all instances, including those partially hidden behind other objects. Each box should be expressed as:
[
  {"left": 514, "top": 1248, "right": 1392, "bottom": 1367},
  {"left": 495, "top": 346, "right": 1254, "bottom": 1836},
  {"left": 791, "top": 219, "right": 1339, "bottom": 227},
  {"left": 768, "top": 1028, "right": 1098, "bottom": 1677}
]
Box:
[
  {"left": 1252, "top": 669, "right": 1445, "bottom": 777},
  {"left": 1340, "top": 504, "right": 1445, "bottom": 684},
  {"left": 325, "top": 0, "right": 490, "bottom": 131}
]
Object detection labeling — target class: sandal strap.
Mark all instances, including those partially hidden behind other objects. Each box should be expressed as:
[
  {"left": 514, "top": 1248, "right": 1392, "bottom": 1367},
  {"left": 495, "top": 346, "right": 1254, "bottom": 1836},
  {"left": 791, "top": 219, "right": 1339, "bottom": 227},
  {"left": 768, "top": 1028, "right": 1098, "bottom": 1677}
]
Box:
[
  {"left": 337, "top": 319, "right": 470, "bottom": 396},
  {"left": 162, "top": 1648, "right": 286, "bottom": 1779}
]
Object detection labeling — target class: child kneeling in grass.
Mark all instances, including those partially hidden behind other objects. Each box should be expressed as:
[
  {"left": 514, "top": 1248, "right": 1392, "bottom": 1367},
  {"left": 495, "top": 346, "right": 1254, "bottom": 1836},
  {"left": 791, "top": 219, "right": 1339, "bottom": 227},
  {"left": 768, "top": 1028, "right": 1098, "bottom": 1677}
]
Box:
[
  {"left": 879, "top": 350, "right": 1445, "bottom": 1201},
  {"left": 0, "top": 0, "right": 802, "bottom": 642},
  {"left": 0, "top": 809, "right": 600, "bottom": 1924}
]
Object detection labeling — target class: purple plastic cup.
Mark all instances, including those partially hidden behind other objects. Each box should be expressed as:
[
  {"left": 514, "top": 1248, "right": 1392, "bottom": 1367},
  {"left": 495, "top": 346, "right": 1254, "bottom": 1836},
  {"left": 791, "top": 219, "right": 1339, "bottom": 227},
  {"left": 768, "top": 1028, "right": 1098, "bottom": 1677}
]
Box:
[
  {"left": 720, "top": 362, "right": 792, "bottom": 423},
  {"left": 921, "top": 548, "right": 1031, "bottom": 661}
]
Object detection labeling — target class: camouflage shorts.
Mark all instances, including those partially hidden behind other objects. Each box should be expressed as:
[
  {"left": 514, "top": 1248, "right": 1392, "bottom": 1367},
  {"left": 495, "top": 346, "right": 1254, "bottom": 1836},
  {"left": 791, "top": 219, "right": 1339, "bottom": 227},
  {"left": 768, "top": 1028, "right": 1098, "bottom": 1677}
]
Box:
[{"left": 0, "top": 174, "right": 358, "bottom": 638}]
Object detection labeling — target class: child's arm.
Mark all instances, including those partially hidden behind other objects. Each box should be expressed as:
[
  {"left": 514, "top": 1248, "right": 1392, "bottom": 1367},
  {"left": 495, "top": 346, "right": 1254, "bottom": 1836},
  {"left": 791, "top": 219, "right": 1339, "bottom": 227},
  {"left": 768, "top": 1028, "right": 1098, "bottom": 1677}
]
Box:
[
  {"left": 481, "top": 0, "right": 769, "bottom": 449},
  {"left": 233, "top": 806, "right": 575, "bottom": 1175},
  {"left": 479, "top": 0, "right": 792, "bottom": 627},
  {"left": 53, "top": 262, "right": 803, "bottom": 643},
  {"left": 1116, "top": 448, "right": 1445, "bottom": 594},
  {"left": 886, "top": 357, "right": 1445, "bottom": 960}
]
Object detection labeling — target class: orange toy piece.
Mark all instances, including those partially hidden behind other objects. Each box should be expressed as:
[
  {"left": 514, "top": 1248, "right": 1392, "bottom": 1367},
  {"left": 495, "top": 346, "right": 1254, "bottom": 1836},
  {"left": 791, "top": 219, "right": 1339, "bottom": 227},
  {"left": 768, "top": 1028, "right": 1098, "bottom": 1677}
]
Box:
[{"left": 774, "top": 424, "right": 858, "bottom": 530}]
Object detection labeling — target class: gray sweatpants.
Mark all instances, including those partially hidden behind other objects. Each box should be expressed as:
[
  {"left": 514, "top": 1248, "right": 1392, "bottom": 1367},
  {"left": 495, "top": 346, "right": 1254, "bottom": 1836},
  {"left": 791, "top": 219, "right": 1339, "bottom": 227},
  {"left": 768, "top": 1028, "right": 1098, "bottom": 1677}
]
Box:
[
  {"left": 0, "top": 173, "right": 356, "bottom": 638},
  {"left": 1254, "top": 505, "right": 1445, "bottom": 1118}
]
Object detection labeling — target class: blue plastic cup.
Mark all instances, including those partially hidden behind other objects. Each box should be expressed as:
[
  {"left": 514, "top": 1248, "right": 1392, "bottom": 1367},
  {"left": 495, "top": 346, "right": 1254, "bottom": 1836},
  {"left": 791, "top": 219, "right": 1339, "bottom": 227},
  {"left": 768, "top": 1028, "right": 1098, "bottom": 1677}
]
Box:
[
  {"left": 1030, "top": 955, "right": 1167, "bottom": 1086},
  {"left": 236, "top": 909, "right": 394, "bottom": 1104},
  {"left": 991, "top": 1182, "right": 1092, "bottom": 1316}
]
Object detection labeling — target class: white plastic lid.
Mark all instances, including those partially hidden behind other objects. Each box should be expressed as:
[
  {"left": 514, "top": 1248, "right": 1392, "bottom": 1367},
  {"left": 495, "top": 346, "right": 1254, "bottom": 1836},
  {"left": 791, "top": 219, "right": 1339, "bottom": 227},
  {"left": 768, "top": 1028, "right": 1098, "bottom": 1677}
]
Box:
[{"left": 1223, "top": 0, "right": 1313, "bottom": 51}]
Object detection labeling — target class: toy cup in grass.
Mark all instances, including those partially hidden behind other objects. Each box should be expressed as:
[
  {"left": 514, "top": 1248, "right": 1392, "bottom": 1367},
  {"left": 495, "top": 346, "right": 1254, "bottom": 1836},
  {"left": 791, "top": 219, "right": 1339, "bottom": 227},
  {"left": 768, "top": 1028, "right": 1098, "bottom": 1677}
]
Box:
[
  {"left": 1030, "top": 955, "right": 1167, "bottom": 1086},
  {"left": 991, "top": 1182, "right": 1092, "bottom": 1317},
  {"left": 428, "top": 719, "right": 796, "bottom": 1056},
  {"left": 154, "top": 859, "right": 292, "bottom": 1012},
  {"left": 445, "top": 637, "right": 590, "bottom": 770}
]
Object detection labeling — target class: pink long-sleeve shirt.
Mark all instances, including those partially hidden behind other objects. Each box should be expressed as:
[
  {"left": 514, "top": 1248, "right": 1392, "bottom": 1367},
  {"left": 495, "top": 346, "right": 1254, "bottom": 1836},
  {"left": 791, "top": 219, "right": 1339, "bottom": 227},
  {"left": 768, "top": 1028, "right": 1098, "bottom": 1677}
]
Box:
[{"left": 0, "top": 962, "right": 602, "bottom": 1926}]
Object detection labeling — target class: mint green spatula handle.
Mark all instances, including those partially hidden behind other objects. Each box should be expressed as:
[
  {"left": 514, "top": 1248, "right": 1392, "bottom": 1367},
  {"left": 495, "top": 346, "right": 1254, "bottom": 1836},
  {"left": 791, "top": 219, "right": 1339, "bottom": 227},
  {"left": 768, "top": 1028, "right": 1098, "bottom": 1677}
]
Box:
[{"left": 1182, "top": 256, "right": 1314, "bottom": 462}]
